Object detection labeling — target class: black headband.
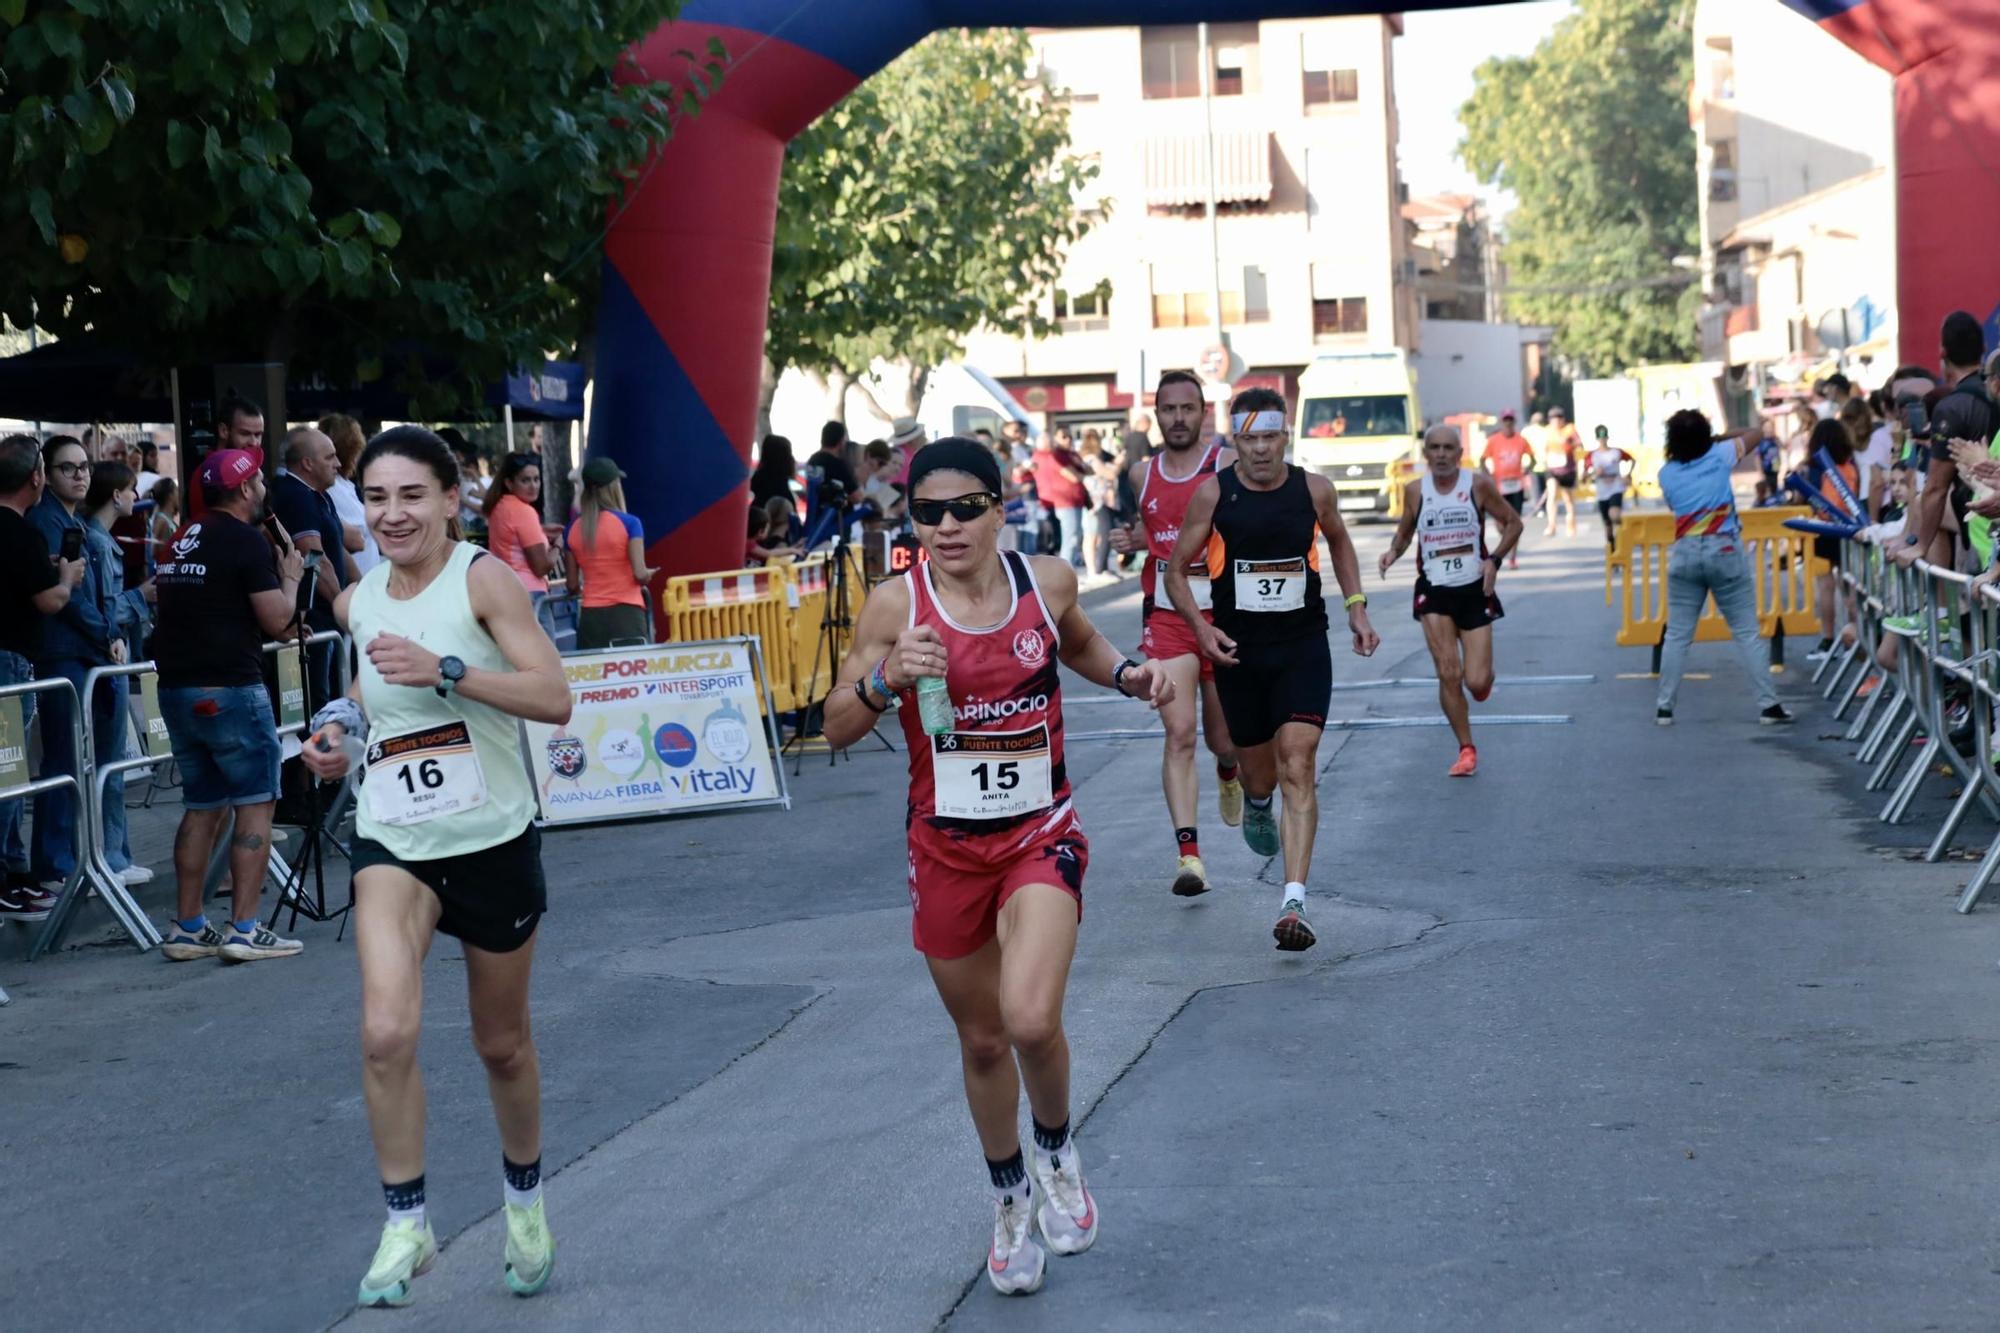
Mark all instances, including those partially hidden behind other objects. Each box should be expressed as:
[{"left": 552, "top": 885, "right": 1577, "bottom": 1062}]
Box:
[{"left": 906, "top": 437, "right": 1003, "bottom": 498}]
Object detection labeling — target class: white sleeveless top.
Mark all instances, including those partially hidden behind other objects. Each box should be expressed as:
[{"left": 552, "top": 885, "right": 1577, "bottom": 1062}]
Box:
[
  {"left": 349, "top": 542, "right": 537, "bottom": 859},
  {"left": 1417, "top": 470, "right": 1485, "bottom": 588}
]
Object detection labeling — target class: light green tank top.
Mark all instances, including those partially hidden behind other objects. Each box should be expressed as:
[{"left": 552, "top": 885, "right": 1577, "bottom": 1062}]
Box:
[{"left": 349, "top": 542, "right": 537, "bottom": 859}]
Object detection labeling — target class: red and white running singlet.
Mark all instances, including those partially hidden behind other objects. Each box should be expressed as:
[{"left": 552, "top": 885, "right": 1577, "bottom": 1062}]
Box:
[
  {"left": 1417, "top": 470, "right": 1487, "bottom": 588},
  {"left": 900, "top": 551, "right": 1072, "bottom": 840},
  {"left": 1138, "top": 443, "right": 1222, "bottom": 616}
]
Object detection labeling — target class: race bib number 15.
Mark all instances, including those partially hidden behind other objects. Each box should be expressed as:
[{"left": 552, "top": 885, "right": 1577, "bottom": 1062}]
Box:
[
  {"left": 365, "top": 721, "right": 489, "bottom": 827},
  {"left": 932, "top": 724, "right": 1054, "bottom": 820}
]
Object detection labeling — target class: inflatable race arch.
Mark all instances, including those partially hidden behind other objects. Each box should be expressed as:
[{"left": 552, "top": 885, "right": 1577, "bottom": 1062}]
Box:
[{"left": 589, "top": 0, "right": 2000, "bottom": 583}]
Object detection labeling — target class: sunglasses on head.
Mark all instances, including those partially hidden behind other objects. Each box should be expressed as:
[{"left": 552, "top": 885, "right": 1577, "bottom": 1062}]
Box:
[{"left": 909, "top": 492, "right": 999, "bottom": 526}]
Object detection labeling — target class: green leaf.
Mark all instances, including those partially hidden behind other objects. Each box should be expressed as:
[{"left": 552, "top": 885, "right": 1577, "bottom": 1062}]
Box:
[
  {"left": 361, "top": 210, "right": 402, "bottom": 248},
  {"left": 295, "top": 247, "right": 323, "bottom": 286},
  {"left": 202, "top": 124, "right": 224, "bottom": 172},
  {"left": 79, "top": 101, "right": 116, "bottom": 155},
  {"left": 166, "top": 119, "right": 198, "bottom": 168},
  {"left": 218, "top": 1, "right": 252, "bottom": 46},
  {"left": 327, "top": 211, "right": 359, "bottom": 239},
  {"left": 352, "top": 26, "right": 381, "bottom": 71},
  {"left": 380, "top": 22, "right": 407, "bottom": 69},
  {"left": 27, "top": 187, "right": 55, "bottom": 244},
  {"left": 278, "top": 19, "right": 316, "bottom": 64},
  {"left": 166, "top": 274, "right": 192, "bottom": 304},
  {"left": 337, "top": 237, "right": 370, "bottom": 277},
  {"left": 0, "top": 0, "right": 27, "bottom": 26},
  {"left": 37, "top": 12, "right": 81, "bottom": 61},
  {"left": 102, "top": 76, "right": 135, "bottom": 124}
]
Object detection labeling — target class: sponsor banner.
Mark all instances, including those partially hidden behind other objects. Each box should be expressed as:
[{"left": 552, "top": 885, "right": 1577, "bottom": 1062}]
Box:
[
  {"left": 522, "top": 639, "right": 787, "bottom": 825},
  {"left": 136, "top": 674, "right": 170, "bottom": 752},
  {"left": 0, "top": 696, "right": 25, "bottom": 791}
]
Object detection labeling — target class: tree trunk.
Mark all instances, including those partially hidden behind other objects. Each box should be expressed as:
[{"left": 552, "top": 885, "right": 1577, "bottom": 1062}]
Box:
[
  {"left": 848, "top": 371, "right": 899, "bottom": 427},
  {"left": 903, "top": 363, "right": 930, "bottom": 418},
  {"left": 756, "top": 354, "right": 780, "bottom": 441},
  {"left": 827, "top": 368, "right": 853, "bottom": 426}
]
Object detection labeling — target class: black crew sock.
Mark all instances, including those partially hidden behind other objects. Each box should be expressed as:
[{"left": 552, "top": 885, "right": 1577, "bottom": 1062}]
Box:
[
  {"left": 503, "top": 1155, "right": 542, "bottom": 1206},
  {"left": 1032, "top": 1116, "right": 1070, "bottom": 1154},
  {"left": 383, "top": 1174, "right": 426, "bottom": 1222},
  {"left": 987, "top": 1149, "right": 1030, "bottom": 1203}
]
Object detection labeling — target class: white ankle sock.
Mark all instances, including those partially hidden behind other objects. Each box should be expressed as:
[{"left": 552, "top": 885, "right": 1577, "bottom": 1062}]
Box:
[{"left": 1281, "top": 880, "right": 1306, "bottom": 908}]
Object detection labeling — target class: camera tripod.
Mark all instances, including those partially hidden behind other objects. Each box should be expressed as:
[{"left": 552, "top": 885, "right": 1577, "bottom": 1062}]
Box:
[
  {"left": 269, "top": 553, "right": 353, "bottom": 937},
  {"left": 785, "top": 514, "right": 893, "bottom": 771}
]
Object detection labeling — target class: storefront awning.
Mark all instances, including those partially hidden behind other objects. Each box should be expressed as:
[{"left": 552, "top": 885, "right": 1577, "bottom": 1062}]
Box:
[{"left": 1143, "top": 132, "right": 1271, "bottom": 209}]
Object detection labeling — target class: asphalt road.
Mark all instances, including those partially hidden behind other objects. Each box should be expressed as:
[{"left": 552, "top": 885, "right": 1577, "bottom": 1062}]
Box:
[{"left": 7, "top": 509, "right": 2000, "bottom": 1332}]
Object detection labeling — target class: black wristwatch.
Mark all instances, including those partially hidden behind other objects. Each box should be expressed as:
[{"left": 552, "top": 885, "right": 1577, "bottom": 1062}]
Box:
[
  {"left": 435, "top": 655, "right": 467, "bottom": 698},
  {"left": 1112, "top": 658, "right": 1142, "bottom": 698}
]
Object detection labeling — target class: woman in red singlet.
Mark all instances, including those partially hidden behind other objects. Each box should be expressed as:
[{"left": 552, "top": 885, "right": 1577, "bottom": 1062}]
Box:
[{"left": 824, "top": 438, "right": 1174, "bottom": 1300}]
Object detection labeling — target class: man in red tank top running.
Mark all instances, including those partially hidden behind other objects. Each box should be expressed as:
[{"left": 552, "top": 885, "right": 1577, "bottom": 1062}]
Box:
[
  {"left": 1109, "top": 370, "right": 1244, "bottom": 898},
  {"left": 825, "top": 438, "right": 1176, "bottom": 1300}
]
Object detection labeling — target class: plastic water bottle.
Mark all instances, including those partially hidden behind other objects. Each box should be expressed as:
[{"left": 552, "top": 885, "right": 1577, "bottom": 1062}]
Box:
[{"left": 916, "top": 674, "right": 954, "bottom": 736}]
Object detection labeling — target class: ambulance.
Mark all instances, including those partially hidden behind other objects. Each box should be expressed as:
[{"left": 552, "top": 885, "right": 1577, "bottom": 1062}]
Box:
[{"left": 1292, "top": 351, "right": 1422, "bottom": 517}]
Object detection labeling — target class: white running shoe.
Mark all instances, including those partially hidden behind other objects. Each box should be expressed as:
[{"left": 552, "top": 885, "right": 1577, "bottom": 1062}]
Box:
[
  {"left": 119, "top": 864, "right": 155, "bottom": 886},
  {"left": 357, "top": 1217, "right": 437, "bottom": 1308},
  {"left": 1031, "top": 1141, "right": 1099, "bottom": 1256},
  {"left": 986, "top": 1189, "right": 1046, "bottom": 1296},
  {"left": 219, "top": 923, "right": 304, "bottom": 963}
]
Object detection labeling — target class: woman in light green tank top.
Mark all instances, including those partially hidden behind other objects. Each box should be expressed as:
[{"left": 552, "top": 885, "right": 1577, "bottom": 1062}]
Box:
[{"left": 301, "top": 427, "right": 573, "bottom": 1308}]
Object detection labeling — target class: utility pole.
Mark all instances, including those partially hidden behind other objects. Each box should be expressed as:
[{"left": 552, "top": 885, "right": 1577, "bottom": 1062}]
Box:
[{"left": 1197, "top": 23, "right": 1230, "bottom": 434}]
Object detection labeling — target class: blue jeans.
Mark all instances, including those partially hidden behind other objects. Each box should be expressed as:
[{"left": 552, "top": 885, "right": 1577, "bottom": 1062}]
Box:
[
  {"left": 1656, "top": 535, "right": 1781, "bottom": 713},
  {"left": 1056, "top": 506, "right": 1085, "bottom": 567},
  {"left": 0, "top": 651, "right": 34, "bottom": 875},
  {"left": 158, "top": 685, "right": 282, "bottom": 810},
  {"left": 31, "top": 658, "right": 130, "bottom": 882}
]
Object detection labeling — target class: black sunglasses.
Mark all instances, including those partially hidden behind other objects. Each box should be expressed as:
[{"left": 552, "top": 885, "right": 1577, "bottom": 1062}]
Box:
[{"left": 909, "top": 492, "right": 1000, "bottom": 526}]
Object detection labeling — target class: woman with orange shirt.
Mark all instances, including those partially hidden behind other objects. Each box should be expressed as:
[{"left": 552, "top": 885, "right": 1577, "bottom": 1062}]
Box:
[
  {"left": 483, "top": 453, "right": 558, "bottom": 603},
  {"left": 564, "top": 458, "right": 657, "bottom": 649}
]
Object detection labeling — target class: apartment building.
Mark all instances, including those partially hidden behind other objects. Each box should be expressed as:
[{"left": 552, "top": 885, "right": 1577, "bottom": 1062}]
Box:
[
  {"left": 961, "top": 17, "right": 1416, "bottom": 439},
  {"left": 1692, "top": 0, "right": 1896, "bottom": 384}
]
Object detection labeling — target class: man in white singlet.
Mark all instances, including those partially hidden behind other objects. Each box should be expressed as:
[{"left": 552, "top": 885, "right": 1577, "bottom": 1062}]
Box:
[{"left": 1379, "top": 425, "right": 1522, "bottom": 777}]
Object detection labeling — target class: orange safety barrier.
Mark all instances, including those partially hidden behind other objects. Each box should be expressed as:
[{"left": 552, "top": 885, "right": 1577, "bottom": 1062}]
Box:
[{"left": 1612, "top": 506, "right": 1824, "bottom": 670}]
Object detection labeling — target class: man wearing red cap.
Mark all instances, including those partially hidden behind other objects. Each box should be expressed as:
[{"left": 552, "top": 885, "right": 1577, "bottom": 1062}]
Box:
[{"left": 152, "top": 444, "right": 310, "bottom": 963}]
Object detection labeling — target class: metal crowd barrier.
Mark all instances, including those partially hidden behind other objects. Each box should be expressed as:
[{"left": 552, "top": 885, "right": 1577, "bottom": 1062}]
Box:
[
  {"left": 238, "top": 632, "right": 356, "bottom": 913},
  {"left": 23, "top": 675, "right": 155, "bottom": 959},
  {"left": 1824, "top": 538, "right": 2000, "bottom": 912}
]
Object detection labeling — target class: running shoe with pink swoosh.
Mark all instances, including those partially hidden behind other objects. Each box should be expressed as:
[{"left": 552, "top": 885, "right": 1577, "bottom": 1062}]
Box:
[
  {"left": 986, "top": 1190, "right": 1046, "bottom": 1295},
  {"left": 1032, "top": 1140, "right": 1099, "bottom": 1255}
]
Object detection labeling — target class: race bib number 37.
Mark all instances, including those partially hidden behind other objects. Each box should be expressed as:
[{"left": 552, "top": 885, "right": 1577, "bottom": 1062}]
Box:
[
  {"left": 1233, "top": 558, "right": 1308, "bottom": 613},
  {"left": 365, "top": 721, "right": 489, "bottom": 827},
  {"left": 932, "top": 724, "right": 1055, "bottom": 820}
]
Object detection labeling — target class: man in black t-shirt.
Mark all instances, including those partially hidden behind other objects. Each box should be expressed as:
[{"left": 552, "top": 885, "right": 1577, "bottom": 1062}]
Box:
[
  {"left": 270, "top": 425, "right": 355, "bottom": 709},
  {"left": 1896, "top": 311, "right": 1998, "bottom": 575},
  {"left": 152, "top": 446, "right": 309, "bottom": 963},
  {"left": 0, "top": 436, "right": 82, "bottom": 921}
]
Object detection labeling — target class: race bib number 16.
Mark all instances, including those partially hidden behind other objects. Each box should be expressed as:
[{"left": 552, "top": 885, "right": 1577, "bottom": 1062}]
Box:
[{"left": 365, "top": 721, "right": 489, "bottom": 827}]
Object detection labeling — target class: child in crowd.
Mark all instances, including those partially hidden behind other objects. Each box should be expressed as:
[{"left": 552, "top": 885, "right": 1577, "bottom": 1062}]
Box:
[
  {"left": 745, "top": 507, "right": 799, "bottom": 564},
  {"left": 764, "top": 495, "right": 804, "bottom": 548}
]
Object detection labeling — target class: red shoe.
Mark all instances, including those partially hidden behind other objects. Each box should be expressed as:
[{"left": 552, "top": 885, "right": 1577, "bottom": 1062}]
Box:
[{"left": 1448, "top": 745, "right": 1478, "bottom": 778}]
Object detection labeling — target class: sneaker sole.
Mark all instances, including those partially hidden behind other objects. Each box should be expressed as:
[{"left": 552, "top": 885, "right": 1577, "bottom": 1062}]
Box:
[
  {"left": 1170, "top": 870, "right": 1209, "bottom": 898},
  {"left": 1656, "top": 717, "right": 1673, "bottom": 727},
  {"left": 987, "top": 1255, "right": 1046, "bottom": 1296},
  {"left": 1273, "top": 916, "right": 1317, "bottom": 951},
  {"left": 1760, "top": 715, "right": 1796, "bottom": 726},
  {"left": 219, "top": 943, "right": 304, "bottom": 963},
  {"left": 506, "top": 1249, "right": 554, "bottom": 1297},
  {"left": 159, "top": 943, "right": 219, "bottom": 961},
  {"left": 1038, "top": 1203, "right": 1098, "bottom": 1255},
  {"left": 358, "top": 1251, "right": 435, "bottom": 1308}
]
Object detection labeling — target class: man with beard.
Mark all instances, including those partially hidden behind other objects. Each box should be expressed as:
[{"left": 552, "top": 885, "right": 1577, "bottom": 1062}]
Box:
[{"left": 1110, "top": 371, "right": 1243, "bottom": 898}]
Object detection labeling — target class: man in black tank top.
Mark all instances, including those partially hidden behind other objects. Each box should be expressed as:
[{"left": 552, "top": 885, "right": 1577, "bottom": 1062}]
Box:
[{"left": 1165, "top": 388, "right": 1379, "bottom": 952}]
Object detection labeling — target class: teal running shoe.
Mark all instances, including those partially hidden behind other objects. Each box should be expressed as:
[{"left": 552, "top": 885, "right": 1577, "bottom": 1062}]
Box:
[
  {"left": 504, "top": 1197, "right": 555, "bottom": 1297},
  {"left": 357, "top": 1217, "right": 436, "bottom": 1308},
  {"left": 1241, "top": 800, "right": 1280, "bottom": 858}
]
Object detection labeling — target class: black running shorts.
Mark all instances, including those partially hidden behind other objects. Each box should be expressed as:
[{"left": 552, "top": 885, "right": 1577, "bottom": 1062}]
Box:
[
  {"left": 1596, "top": 495, "right": 1625, "bottom": 521},
  {"left": 352, "top": 823, "right": 547, "bottom": 953},
  {"left": 1213, "top": 634, "right": 1332, "bottom": 748},
  {"left": 1414, "top": 577, "right": 1505, "bottom": 632}
]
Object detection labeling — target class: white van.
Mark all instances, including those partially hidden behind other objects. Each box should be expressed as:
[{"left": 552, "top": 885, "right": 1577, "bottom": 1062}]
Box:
[
  {"left": 1293, "top": 351, "right": 1422, "bottom": 515},
  {"left": 769, "top": 362, "right": 1034, "bottom": 449}
]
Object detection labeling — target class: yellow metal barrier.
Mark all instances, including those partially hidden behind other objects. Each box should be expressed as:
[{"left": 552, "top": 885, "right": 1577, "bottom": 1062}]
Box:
[
  {"left": 661, "top": 565, "right": 796, "bottom": 713},
  {"left": 1613, "top": 506, "right": 1824, "bottom": 669},
  {"left": 662, "top": 544, "right": 872, "bottom": 718}
]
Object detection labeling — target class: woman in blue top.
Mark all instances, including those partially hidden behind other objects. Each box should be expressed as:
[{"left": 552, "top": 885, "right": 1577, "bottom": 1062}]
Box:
[{"left": 1653, "top": 409, "right": 1795, "bottom": 728}]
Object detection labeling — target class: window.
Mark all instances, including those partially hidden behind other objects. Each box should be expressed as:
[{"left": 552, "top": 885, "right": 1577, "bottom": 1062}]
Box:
[
  {"left": 1303, "top": 67, "right": 1358, "bottom": 108},
  {"left": 1055, "top": 287, "right": 1111, "bottom": 332},
  {"left": 1142, "top": 24, "right": 1258, "bottom": 100},
  {"left": 1312, "top": 296, "right": 1369, "bottom": 339},
  {"left": 1151, "top": 290, "right": 1213, "bottom": 329},
  {"left": 1299, "top": 394, "right": 1409, "bottom": 438},
  {"left": 1243, "top": 266, "right": 1270, "bottom": 324}
]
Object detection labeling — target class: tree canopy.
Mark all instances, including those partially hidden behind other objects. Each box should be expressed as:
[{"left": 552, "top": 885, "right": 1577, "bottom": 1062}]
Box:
[
  {"left": 766, "top": 28, "right": 1098, "bottom": 417},
  {"left": 0, "top": 0, "right": 721, "bottom": 410},
  {"left": 1457, "top": 0, "right": 1698, "bottom": 376}
]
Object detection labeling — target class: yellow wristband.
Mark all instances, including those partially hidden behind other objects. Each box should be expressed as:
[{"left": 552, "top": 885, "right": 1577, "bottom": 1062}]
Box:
[{"left": 1344, "top": 593, "right": 1368, "bottom": 609}]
